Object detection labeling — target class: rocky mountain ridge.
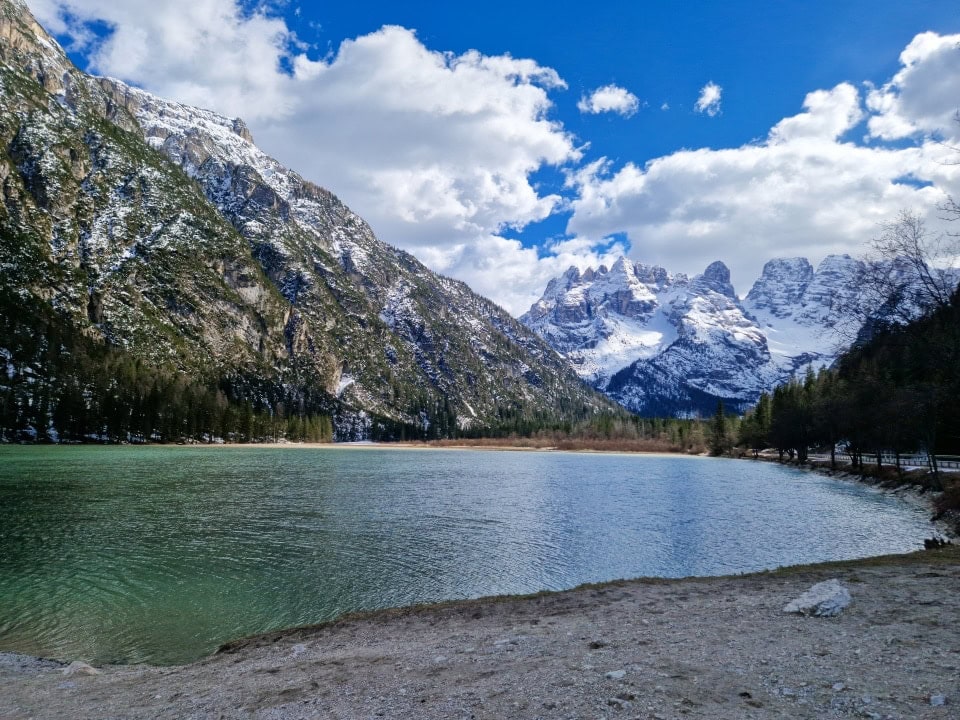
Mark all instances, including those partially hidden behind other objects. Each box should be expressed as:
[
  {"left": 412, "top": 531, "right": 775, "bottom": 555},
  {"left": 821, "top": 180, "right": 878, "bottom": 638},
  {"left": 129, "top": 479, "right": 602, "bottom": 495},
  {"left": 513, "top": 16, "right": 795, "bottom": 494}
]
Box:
[
  {"left": 0, "top": 0, "right": 614, "bottom": 440},
  {"left": 521, "top": 254, "right": 870, "bottom": 416}
]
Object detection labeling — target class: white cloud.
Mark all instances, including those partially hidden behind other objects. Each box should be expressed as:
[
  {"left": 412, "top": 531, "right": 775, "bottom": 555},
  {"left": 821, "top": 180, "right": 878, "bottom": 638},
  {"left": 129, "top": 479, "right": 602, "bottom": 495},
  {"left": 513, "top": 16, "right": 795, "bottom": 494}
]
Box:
[
  {"left": 577, "top": 84, "right": 640, "bottom": 117},
  {"left": 567, "top": 77, "right": 960, "bottom": 294},
  {"left": 259, "top": 25, "right": 577, "bottom": 256},
  {"left": 21, "top": 4, "right": 960, "bottom": 314},
  {"left": 866, "top": 32, "right": 960, "bottom": 141},
  {"left": 694, "top": 81, "right": 722, "bottom": 116},
  {"left": 769, "top": 83, "right": 864, "bottom": 142},
  {"left": 29, "top": 0, "right": 299, "bottom": 120}
]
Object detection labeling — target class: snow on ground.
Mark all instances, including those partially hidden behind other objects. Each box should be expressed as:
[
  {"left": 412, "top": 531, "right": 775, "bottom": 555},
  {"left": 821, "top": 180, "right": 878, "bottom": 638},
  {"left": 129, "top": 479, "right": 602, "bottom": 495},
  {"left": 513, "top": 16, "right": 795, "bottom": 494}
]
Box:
[
  {"left": 336, "top": 374, "right": 355, "bottom": 397},
  {"left": 567, "top": 308, "right": 677, "bottom": 385}
]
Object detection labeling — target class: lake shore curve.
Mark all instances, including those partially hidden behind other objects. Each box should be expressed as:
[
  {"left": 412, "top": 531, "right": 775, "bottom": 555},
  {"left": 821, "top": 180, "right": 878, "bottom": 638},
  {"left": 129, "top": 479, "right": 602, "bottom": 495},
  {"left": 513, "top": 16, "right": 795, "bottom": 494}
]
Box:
[{"left": 3, "top": 546, "right": 958, "bottom": 719}]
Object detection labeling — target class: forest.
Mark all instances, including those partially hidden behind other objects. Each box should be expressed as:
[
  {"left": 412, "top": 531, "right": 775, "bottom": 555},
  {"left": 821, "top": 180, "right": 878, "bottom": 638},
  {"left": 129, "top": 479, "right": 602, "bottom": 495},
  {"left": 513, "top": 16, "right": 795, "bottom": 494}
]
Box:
[
  {"left": 0, "top": 287, "right": 339, "bottom": 444},
  {"left": 737, "top": 211, "right": 960, "bottom": 481}
]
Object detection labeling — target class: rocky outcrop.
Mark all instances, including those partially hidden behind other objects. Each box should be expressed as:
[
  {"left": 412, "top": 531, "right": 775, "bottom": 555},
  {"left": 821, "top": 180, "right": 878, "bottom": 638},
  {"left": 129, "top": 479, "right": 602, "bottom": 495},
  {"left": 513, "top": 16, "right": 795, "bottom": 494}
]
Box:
[{"left": 744, "top": 258, "right": 814, "bottom": 319}]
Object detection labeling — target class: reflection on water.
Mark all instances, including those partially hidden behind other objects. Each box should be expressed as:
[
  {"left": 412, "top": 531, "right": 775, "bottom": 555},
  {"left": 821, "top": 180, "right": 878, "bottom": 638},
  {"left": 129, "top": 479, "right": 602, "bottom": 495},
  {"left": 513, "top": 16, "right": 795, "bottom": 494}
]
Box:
[{"left": 0, "top": 446, "right": 932, "bottom": 665}]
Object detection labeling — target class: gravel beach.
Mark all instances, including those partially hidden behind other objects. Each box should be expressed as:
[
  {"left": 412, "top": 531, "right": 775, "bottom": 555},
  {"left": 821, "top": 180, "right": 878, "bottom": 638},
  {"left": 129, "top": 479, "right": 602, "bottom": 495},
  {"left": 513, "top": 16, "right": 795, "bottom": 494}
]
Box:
[{"left": 2, "top": 546, "right": 958, "bottom": 720}]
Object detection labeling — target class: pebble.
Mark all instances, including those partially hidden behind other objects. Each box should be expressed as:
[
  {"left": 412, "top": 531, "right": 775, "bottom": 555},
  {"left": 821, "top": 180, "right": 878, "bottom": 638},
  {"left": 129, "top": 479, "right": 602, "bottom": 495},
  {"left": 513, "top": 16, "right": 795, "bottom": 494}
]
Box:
[
  {"left": 930, "top": 694, "right": 947, "bottom": 706},
  {"left": 832, "top": 682, "right": 846, "bottom": 691},
  {"left": 604, "top": 670, "right": 626, "bottom": 680}
]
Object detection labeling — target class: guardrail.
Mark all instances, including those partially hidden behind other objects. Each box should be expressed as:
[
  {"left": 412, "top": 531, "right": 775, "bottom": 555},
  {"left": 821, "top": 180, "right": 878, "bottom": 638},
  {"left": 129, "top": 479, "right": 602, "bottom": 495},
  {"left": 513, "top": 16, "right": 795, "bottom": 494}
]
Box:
[{"left": 806, "top": 452, "right": 960, "bottom": 471}]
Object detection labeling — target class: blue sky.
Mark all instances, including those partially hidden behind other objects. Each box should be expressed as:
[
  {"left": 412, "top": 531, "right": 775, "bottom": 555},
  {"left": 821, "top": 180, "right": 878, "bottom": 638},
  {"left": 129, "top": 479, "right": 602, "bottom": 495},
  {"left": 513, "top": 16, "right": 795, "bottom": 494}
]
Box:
[{"left": 27, "top": 0, "right": 960, "bottom": 313}]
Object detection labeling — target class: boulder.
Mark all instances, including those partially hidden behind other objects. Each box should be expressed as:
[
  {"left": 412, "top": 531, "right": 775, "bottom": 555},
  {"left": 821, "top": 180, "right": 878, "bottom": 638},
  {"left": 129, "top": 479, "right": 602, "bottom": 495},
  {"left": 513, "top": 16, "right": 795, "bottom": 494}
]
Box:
[
  {"left": 782, "top": 579, "right": 851, "bottom": 617},
  {"left": 62, "top": 661, "right": 100, "bottom": 677}
]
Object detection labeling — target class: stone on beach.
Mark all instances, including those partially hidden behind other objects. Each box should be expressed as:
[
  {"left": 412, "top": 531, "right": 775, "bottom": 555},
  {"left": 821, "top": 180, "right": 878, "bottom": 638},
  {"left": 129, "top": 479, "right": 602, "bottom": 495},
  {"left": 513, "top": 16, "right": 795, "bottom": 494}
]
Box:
[
  {"left": 782, "top": 579, "right": 852, "bottom": 617},
  {"left": 62, "top": 661, "right": 100, "bottom": 677}
]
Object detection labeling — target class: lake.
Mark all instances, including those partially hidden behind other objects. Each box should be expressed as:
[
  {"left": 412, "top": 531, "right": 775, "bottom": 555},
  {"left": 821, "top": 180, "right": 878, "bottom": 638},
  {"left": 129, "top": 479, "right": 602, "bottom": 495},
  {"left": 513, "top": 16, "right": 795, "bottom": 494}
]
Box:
[{"left": 0, "top": 445, "right": 934, "bottom": 665}]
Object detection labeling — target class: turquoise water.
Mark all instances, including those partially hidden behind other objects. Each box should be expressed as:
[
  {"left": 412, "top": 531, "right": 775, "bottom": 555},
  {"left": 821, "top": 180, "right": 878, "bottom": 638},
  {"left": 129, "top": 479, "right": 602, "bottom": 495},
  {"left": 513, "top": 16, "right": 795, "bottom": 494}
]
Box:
[{"left": 0, "top": 446, "right": 933, "bottom": 665}]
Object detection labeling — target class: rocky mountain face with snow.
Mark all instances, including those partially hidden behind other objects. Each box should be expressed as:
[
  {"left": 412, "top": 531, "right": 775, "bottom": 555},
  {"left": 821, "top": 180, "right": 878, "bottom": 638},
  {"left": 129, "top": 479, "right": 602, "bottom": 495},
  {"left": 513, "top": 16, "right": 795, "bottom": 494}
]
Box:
[
  {"left": 0, "top": 0, "right": 614, "bottom": 438},
  {"left": 522, "top": 254, "right": 868, "bottom": 416}
]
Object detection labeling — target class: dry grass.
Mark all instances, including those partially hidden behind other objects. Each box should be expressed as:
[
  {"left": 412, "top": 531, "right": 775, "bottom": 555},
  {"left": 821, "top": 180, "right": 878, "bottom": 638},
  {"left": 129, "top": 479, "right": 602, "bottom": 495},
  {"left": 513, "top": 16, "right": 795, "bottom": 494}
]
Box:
[{"left": 415, "top": 437, "right": 701, "bottom": 454}]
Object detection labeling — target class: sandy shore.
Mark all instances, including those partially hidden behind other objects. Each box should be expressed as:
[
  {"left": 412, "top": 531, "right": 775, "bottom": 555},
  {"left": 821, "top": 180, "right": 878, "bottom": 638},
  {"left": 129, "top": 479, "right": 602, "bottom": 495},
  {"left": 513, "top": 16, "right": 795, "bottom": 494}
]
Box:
[
  {"left": 3, "top": 547, "right": 958, "bottom": 719},
  {"left": 167, "top": 441, "right": 684, "bottom": 455}
]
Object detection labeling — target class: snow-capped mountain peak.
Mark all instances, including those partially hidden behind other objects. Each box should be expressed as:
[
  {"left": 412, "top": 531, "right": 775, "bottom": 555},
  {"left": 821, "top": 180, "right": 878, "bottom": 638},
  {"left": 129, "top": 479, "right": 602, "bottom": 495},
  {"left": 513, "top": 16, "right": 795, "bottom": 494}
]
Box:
[
  {"left": 744, "top": 257, "right": 814, "bottom": 318},
  {"left": 692, "top": 260, "right": 737, "bottom": 299},
  {"left": 522, "top": 254, "right": 867, "bottom": 416}
]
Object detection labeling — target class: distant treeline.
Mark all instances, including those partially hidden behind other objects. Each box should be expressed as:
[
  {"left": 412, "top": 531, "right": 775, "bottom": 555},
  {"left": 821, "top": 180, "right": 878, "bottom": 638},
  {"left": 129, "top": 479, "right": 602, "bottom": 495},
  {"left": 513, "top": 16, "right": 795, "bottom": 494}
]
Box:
[
  {"left": 737, "top": 286, "right": 960, "bottom": 475},
  {"left": 1, "top": 288, "right": 718, "bottom": 447},
  {"left": 455, "top": 413, "right": 718, "bottom": 454}
]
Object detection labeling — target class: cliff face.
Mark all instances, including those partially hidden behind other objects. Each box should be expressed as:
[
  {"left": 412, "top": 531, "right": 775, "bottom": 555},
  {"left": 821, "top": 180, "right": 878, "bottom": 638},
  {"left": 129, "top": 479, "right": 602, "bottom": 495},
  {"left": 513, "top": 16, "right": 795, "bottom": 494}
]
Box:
[{"left": 0, "top": 0, "right": 613, "bottom": 438}]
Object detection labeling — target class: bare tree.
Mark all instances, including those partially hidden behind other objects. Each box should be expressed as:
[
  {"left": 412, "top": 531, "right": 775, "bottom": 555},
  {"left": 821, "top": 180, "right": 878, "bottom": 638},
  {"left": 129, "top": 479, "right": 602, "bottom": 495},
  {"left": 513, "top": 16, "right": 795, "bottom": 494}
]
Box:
[{"left": 859, "top": 209, "right": 959, "bottom": 326}]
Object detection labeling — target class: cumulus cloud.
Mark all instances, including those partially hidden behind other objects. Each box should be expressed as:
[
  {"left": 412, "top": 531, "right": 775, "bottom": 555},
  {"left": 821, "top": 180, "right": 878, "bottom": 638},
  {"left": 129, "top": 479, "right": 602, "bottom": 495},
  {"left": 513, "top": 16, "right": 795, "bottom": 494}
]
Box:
[
  {"left": 567, "top": 76, "right": 960, "bottom": 294},
  {"left": 769, "top": 83, "right": 864, "bottom": 142},
  {"left": 577, "top": 84, "right": 640, "bottom": 117},
  {"left": 866, "top": 32, "right": 960, "bottom": 141},
  {"left": 694, "top": 81, "right": 722, "bottom": 116},
  {"left": 22, "top": 2, "right": 960, "bottom": 312},
  {"left": 258, "top": 26, "right": 577, "bottom": 255},
  {"left": 29, "top": 0, "right": 300, "bottom": 120}
]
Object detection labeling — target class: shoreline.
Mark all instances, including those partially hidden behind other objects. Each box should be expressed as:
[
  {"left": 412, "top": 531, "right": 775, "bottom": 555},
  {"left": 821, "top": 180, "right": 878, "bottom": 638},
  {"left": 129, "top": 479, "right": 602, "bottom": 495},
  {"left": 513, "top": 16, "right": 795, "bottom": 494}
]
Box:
[
  {"left": 4, "top": 546, "right": 958, "bottom": 719},
  {"left": 743, "top": 454, "right": 960, "bottom": 542},
  {"left": 1, "top": 439, "right": 696, "bottom": 455}
]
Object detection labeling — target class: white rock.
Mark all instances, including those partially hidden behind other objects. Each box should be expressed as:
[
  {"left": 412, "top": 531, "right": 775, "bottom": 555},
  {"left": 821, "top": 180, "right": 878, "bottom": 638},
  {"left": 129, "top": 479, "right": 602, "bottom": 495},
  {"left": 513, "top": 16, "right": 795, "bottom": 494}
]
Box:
[
  {"left": 604, "top": 669, "right": 626, "bottom": 680},
  {"left": 62, "top": 661, "right": 100, "bottom": 677},
  {"left": 782, "top": 579, "right": 852, "bottom": 617},
  {"left": 290, "top": 643, "right": 307, "bottom": 658}
]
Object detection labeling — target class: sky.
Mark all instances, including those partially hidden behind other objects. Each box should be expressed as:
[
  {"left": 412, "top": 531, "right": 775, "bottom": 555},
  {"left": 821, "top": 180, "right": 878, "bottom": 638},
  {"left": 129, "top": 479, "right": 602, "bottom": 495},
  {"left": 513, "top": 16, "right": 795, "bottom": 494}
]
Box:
[{"left": 24, "top": 0, "right": 960, "bottom": 315}]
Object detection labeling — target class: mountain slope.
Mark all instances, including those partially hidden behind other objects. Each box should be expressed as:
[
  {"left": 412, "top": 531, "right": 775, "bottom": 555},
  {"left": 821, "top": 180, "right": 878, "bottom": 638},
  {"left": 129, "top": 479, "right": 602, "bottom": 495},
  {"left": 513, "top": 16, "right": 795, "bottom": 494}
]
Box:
[{"left": 0, "top": 0, "right": 613, "bottom": 440}]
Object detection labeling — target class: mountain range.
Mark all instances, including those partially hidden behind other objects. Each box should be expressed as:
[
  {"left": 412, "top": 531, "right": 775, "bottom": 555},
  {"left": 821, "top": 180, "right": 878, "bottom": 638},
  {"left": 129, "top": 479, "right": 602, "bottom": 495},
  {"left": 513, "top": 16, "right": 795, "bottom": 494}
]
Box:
[
  {"left": 0, "top": 0, "right": 614, "bottom": 440},
  {"left": 520, "top": 254, "right": 872, "bottom": 416},
  {"left": 3, "top": 0, "right": 950, "bottom": 435}
]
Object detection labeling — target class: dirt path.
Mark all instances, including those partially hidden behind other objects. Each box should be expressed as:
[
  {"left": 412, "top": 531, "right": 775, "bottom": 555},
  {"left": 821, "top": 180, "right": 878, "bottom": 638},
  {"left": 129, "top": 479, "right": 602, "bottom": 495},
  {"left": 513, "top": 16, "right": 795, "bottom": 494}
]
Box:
[{"left": 2, "top": 547, "right": 958, "bottom": 719}]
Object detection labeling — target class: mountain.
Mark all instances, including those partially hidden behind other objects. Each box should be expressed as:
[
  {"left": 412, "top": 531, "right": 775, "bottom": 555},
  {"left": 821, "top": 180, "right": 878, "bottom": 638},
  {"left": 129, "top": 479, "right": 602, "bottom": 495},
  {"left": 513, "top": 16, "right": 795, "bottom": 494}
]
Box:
[
  {"left": 0, "top": 0, "right": 614, "bottom": 441},
  {"left": 521, "top": 255, "right": 867, "bottom": 416}
]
